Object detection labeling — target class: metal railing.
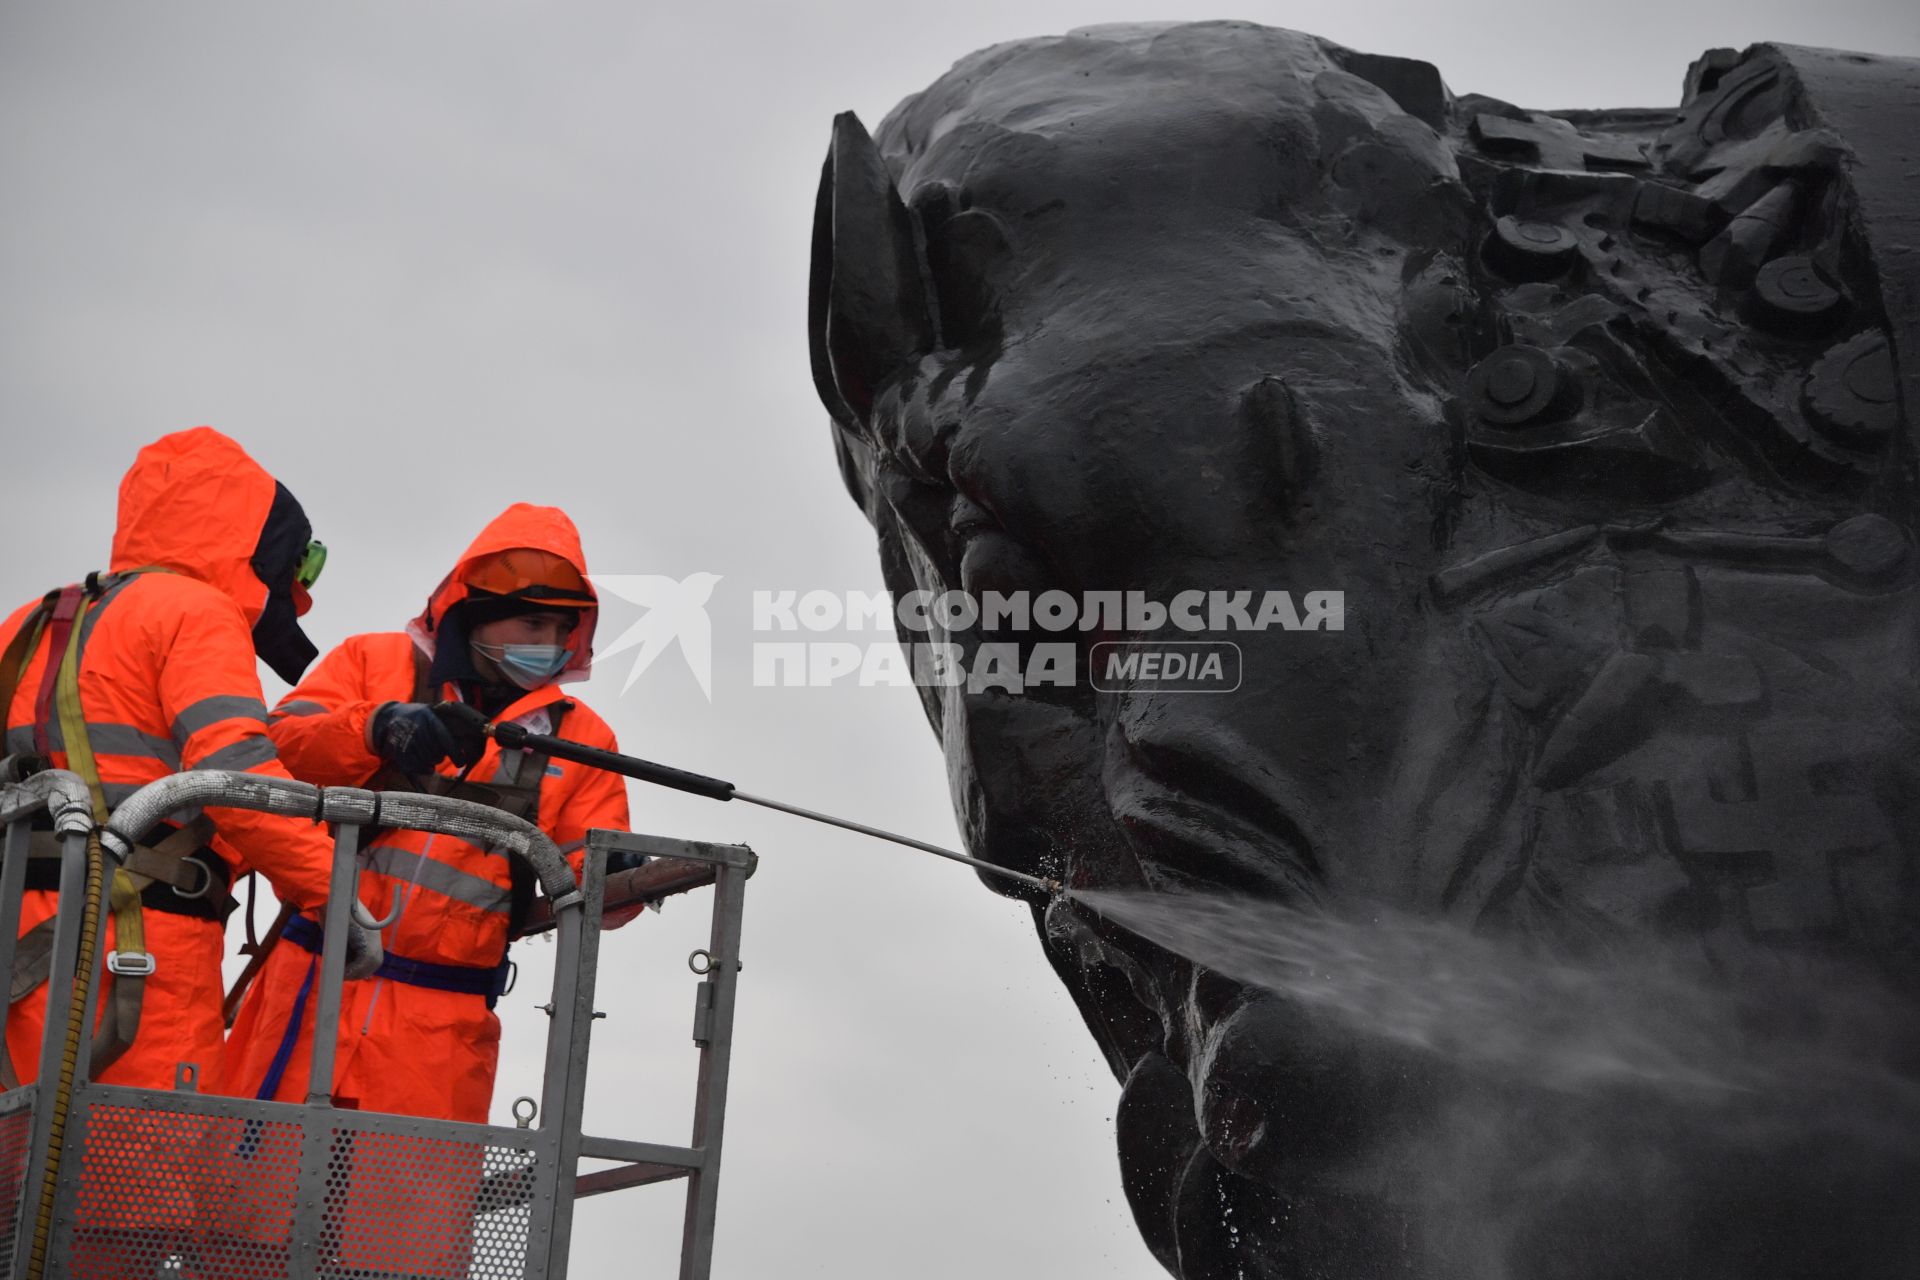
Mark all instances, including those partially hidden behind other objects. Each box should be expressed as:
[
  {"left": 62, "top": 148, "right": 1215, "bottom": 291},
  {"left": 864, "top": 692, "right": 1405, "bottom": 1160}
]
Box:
[{"left": 0, "top": 768, "right": 753, "bottom": 1280}]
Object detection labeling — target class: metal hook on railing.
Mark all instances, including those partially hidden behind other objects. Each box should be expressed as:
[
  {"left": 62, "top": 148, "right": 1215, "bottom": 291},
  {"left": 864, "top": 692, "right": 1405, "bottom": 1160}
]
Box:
[{"left": 362, "top": 892, "right": 406, "bottom": 930}]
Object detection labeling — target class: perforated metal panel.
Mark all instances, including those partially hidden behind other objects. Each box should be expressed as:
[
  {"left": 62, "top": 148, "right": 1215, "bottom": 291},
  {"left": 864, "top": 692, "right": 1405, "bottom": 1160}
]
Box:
[
  {"left": 50, "top": 1097, "right": 546, "bottom": 1280},
  {"left": 321, "top": 1128, "right": 540, "bottom": 1279},
  {"left": 0, "top": 1092, "right": 35, "bottom": 1280},
  {"left": 58, "top": 1104, "right": 302, "bottom": 1280}
]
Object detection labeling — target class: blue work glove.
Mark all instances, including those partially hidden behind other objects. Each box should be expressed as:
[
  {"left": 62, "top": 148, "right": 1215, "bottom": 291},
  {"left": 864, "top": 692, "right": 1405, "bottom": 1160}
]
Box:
[{"left": 371, "top": 702, "right": 488, "bottom": 773}]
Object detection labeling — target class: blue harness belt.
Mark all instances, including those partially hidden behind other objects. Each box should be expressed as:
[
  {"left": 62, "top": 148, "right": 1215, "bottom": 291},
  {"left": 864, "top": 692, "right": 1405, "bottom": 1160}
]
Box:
[{"left": 253, "top": 913, "right": 512, "bottom": 1101}]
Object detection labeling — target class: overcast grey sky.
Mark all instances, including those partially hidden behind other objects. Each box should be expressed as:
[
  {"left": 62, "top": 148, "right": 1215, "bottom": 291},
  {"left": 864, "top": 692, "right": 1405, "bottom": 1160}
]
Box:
[{"left": 3, "top": 1, "right": 1914, "bottom": 1276}]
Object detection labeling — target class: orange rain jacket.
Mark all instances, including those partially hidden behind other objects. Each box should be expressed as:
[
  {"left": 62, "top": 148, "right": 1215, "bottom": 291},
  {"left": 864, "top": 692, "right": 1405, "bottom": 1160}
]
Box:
[
  {"left": 221, "top": 504, "right": 631, "bottom": 1125},
  {"left": 2, "top": 427, "right": 338, "bottom": 1089}
]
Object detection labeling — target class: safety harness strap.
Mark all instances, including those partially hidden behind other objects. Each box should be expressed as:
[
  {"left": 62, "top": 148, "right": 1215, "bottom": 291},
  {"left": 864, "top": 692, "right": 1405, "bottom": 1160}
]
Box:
[
  {"left": 32, "top": 591, "right": 82, "bottom": 759},
  {"left": 46, "top": 585, "right": 149, "bottom": 1075},
  {"left": 20, "top": 816, "right": 233, "bottom": 913},
  {"left": 8, "top": 923, "right": 59, "bottom": 1005},
  {"left": 252, "top": 948, "right": 317, "bottom": 1102},
  {"left": 8, "top": 820, "right": 233, "bottom": 1011},
  {"left": 280, "top": 913, "right": 512, "bottom": 1001},
  {"left": 124, "top": 828, "right": 223, "bottom": 897}
]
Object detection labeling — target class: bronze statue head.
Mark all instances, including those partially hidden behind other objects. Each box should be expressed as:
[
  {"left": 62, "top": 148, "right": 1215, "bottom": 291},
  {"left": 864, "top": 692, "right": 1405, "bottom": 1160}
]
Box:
[{"left": 810, "top": 22, "right": 1919, "bottom": 1276}]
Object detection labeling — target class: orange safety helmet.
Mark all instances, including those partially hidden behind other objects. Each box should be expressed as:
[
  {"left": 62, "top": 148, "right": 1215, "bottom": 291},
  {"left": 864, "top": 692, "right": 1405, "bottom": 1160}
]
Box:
[{"left": 459, "top": 548, "right": 595, "bottom": 608}]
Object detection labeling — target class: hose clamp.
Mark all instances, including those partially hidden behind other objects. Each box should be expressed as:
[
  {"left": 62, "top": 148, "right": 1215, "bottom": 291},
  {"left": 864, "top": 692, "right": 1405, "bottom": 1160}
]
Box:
[
  {"left": 50, "top": 798, "right": 93, "bottom": 837},
  {"left": 98, "top": 829, "right": 133, "bottom": 864}
]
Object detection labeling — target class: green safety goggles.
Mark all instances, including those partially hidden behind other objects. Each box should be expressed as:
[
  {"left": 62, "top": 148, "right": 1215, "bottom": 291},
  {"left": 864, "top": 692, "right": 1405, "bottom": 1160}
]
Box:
[{"left": 295, "top": 539, "right": 328, "bottom": 591}]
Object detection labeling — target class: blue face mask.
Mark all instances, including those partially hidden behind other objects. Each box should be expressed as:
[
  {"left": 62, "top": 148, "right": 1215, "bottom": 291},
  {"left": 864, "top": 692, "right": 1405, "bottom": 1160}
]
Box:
[{"left": 475, "top": 641, "right": 571, "bottom": 690}]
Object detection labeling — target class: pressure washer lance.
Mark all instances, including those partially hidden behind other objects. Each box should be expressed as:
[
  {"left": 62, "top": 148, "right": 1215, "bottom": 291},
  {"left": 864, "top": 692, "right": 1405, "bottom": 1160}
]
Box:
[{"left": 477, "top": 714, "right": 1063, "bottom": 896}]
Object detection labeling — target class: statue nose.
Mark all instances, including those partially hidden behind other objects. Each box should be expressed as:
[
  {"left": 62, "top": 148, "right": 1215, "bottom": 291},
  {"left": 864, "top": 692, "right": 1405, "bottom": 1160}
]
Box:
[{"left": 1236, "top": 376, "right": 1316, "bottom": 512}]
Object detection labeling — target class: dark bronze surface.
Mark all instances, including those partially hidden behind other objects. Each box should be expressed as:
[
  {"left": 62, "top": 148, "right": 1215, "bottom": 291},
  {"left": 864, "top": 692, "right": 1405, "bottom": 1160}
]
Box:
[{"left": 810, "top": 24, "right": 1920, "bottom": 1277}]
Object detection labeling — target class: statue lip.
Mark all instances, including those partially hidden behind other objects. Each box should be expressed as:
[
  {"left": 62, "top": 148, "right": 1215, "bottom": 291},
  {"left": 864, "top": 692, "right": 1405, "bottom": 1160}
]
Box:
[
  {"left": 1112, "top": 796, "right": 1316, "bottom": 904},
  {"left": 1105, "top": 732, "right": 1321, "bottom": 904}
]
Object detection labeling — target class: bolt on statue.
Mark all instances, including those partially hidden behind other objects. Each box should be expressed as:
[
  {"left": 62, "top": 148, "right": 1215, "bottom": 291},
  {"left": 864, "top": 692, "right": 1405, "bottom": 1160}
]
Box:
[{"left": 809, "top": 22, "right": 1920, "bottom": 1279}]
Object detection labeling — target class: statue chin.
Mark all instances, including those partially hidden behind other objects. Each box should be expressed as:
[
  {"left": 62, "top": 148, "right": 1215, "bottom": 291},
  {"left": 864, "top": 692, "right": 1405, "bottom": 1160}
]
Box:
[{"left": 809, "top": 22, "right": 1920, "bottom": 1278}]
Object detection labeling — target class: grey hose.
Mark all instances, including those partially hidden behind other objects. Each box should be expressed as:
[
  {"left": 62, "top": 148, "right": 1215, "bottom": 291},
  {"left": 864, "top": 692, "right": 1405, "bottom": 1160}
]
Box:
[
  {"left": 101, "top": 770, "right": 580, "bottom": 910},
  {"left": 100, "top": 770, "right": 321, "bottom": 855},
  {"left": 100, "top": 771, "right": 583, "bottom": 982}
]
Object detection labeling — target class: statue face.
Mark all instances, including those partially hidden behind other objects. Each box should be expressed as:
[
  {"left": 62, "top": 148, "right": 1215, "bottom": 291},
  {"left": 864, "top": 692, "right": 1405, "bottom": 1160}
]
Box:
[{"left": 812, "top": 24, "right": 1920, "bottom": 1277}]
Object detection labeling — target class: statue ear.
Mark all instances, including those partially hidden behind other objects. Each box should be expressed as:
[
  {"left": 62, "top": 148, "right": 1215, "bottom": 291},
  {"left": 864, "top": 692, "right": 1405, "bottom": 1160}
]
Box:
[{"left": 809, "top": 111, "right": 935, "bottom": 433}]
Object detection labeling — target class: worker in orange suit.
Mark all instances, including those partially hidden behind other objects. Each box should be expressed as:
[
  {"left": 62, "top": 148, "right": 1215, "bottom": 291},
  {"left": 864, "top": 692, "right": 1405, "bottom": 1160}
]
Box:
[
  {"left": 0, "top": 426, "right": 381, "bottom": 1279},
  {"left": 1, "top": 425, "right": 367, "bottom": 1091},
  {"left": 222, "top": 502, "right": 638, "bottom": 1126}
]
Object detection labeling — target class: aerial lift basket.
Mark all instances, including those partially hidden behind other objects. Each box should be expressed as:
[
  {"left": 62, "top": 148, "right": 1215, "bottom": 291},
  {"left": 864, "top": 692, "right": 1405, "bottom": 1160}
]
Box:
[{"left": 0, "top": 768, "right": 751, "bottom": 1280}]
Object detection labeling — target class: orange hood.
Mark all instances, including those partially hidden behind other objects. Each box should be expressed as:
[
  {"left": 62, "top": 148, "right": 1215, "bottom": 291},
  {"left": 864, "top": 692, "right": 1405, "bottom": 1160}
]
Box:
[
  {"left": 409, "top": 503, "right": 599, "bottom": 685},
  {"left": 111, "top": 426, "right": 281, "bottom": 625}
]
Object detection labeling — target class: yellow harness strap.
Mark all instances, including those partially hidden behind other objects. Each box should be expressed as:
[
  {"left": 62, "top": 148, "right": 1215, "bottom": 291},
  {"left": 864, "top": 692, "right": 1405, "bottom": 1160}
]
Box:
[{"left": 50, "top": 588, "right": 149, "bottom": 1074}]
